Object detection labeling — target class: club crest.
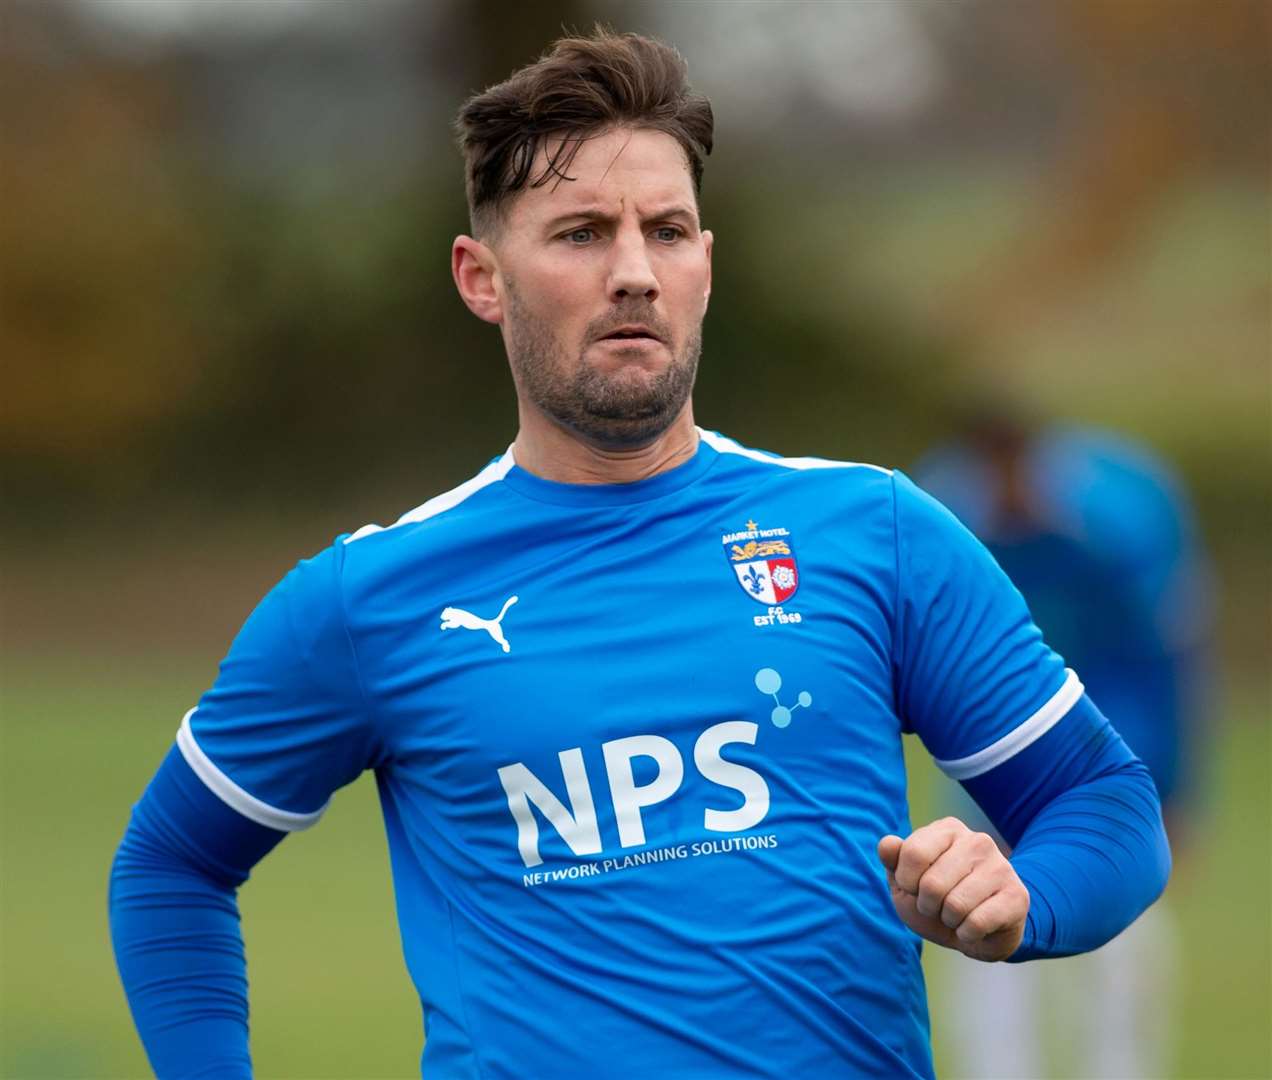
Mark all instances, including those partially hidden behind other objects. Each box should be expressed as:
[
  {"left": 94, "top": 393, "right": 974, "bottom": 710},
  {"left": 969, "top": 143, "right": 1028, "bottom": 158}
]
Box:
[{"left": 722, "top": 518, "right": 799, "bottom": 604}]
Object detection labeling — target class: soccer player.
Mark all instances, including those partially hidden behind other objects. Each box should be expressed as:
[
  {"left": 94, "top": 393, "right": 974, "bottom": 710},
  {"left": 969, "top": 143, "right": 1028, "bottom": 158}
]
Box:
[
  {"left": 916, "top": 412, "right": 1212, "bottom": 1078},
  {"left": 110, "top": 30, "right": 1171, "bottom": 1079}
]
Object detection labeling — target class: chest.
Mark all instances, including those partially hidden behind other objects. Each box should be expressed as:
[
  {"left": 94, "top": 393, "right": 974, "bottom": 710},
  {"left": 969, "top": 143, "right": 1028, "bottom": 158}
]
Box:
[
  {"left": 356, "top": 497, "right": 907, "bottom": 867},
  {"left": 384, "top": 509, "right": 893, "bottom": 729}
]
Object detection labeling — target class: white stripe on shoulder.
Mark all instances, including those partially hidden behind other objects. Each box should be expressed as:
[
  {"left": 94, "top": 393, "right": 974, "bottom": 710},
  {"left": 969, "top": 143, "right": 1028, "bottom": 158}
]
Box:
[
  {"left": 934, "top": 669, "right": 1085, "bottom": 781},
  {"left": 344, "top": 447, "right": 516, "bottom": 544},
  {"left": 176, "top": 709, "right": 326, "bottom": 832},
  {"left": 699, "top": 429, "right": 892, "bottom": 475}
]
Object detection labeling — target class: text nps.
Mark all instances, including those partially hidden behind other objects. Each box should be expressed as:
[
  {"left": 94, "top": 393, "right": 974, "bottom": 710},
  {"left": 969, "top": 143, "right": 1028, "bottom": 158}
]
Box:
[{"left": 497, "top": 722, "right": 770, "bottom": 868}]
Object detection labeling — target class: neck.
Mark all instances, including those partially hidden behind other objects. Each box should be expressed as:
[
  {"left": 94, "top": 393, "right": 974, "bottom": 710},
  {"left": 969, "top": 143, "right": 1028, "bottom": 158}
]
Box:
[{"left": 511, "top": 402, "right": 699, "bottom": 485}]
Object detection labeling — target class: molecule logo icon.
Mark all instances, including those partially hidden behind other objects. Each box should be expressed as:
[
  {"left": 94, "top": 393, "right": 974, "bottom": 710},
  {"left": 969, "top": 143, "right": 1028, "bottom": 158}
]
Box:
[{"left": 754, "top": 668, "right": 812, "bottom": 728}]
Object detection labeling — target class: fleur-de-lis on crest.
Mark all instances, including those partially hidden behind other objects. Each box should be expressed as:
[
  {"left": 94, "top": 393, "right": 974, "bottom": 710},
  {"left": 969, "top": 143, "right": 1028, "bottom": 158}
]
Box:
[{"left": 742, "top": 565, "right": 767, "bottom": 594}]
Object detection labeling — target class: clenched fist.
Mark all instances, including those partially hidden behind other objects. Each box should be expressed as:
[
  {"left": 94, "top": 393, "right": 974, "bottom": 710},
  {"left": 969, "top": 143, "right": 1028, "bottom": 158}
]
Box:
[{"left": 877, "top": 817, "right": 1030, "bottom": 962}]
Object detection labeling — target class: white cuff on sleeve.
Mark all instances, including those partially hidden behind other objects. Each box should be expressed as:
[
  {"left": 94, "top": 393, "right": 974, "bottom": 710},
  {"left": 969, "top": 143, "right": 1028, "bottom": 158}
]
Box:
[
  {"left": 934, "top": 669, "right": 1085, "bottom": 781},
  {"left": 176, "top": 708, "right": 327, "bottom": 832}
]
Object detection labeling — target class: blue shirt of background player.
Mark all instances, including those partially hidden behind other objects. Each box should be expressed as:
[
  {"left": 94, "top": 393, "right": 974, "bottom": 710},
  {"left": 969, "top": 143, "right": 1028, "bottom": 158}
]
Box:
[{"left": 916, "top": 424, "right": 1214, "bottom": 811}]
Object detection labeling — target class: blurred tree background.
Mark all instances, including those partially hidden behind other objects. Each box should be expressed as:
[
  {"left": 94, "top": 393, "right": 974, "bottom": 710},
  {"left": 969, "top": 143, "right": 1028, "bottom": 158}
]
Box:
[{"left": 2, "top": 1, "right": 1268, "bottom": 1077}]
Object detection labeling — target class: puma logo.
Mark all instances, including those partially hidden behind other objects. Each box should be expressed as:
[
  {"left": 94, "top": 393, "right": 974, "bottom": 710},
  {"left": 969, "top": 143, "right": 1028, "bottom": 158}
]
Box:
[{"left": 439, "top": 595, "right": 519, "bottom": 654}]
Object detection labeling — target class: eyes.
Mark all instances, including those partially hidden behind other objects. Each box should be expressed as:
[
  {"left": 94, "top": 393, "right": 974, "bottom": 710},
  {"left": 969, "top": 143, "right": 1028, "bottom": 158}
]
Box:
[{"left": 561, "top": 225, "right": 686, "bottom": 245}]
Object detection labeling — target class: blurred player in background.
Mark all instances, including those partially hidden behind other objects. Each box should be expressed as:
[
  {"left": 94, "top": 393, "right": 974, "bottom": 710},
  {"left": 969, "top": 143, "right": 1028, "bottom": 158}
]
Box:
[
  {"left": 110, "top": 30, "right": 1172, "bottom": 1079},
  {"left": 917, "top": 408, "right": 1214, "bottom": 1078}
]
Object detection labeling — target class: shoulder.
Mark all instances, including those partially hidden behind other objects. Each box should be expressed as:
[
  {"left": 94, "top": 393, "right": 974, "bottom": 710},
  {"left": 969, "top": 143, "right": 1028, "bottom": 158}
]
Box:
[
  {"left": 337, "top": 449, "right": 517, "bottom": 562},
  {"left": 702, "top": 431, "right": 907, "bottom": 575},
  {"left": 700, "top": 429, "right": 964, "bottom": 544},
  {"left": 700, "top": 429, "right": 895, "bottom": 499},
  {"left": 262, "top": 450, "right": 522, "bottom": 623}
]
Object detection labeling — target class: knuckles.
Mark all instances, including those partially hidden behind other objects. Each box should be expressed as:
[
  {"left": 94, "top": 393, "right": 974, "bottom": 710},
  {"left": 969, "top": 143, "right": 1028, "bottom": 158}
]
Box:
[
  {"left": 961, "top": 906, "right": 996, "bottom": 938},
  {"left": 1004, "top": 881, "right": 1030, "bottom": 912},
  {"left": 889, "top": 817, "right": 1029, "bottom": 960},
  {"left": 895, "top": 821, "right": 964, "bottom": 886},
  {"left": 895, "top": 820, "right": 1015, "bottom": 901},
  {"left": 916, "top": 867, "right": 959, "bottom": 910},
  {"left": 939, "top": 892, "right": 973, "bottom": 926},
  {"left": 968, "top": 830, "right": 998, "bottom": 857}
]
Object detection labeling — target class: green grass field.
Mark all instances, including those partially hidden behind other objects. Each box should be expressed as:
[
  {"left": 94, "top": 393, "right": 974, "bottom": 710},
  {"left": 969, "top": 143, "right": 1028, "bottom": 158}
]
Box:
[{"left": 1, "top": 656, "right": 1267, "bottom": 1078}]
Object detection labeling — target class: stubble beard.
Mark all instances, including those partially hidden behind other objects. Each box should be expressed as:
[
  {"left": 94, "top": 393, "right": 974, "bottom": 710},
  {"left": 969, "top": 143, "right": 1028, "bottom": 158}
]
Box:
[{"left": 504, "top": 282, "right": 702, "bottom": 449}]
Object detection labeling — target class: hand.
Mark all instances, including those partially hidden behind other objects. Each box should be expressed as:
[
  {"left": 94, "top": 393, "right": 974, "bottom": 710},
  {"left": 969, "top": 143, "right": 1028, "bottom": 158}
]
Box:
[{"left": 877, "top": 817, "right": 1029, "bottom": 962}]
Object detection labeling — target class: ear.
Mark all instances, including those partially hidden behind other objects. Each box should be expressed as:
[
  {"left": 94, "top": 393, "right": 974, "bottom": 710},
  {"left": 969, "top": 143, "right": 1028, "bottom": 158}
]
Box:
[
  {"left": 701, "top": 229, "right": 714, "bottom": 312},
  {"left": 452, "top": 235, "right": 503, "bottom": 325}
]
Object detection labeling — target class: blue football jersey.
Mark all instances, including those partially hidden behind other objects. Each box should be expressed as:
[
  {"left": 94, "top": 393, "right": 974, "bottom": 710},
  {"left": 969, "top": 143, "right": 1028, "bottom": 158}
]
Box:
[{"left": 178, "top": 429, "right": 1077, "bottom": 1079}]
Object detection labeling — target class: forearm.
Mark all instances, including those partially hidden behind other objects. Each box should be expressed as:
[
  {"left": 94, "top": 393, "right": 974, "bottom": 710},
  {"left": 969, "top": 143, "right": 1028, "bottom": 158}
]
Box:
[
  {"left": 1008, "top": 758, "right": 1170, "bottom": 960},
  {"left": 110, "top": 844, "right": 252, "bottom": 1077},
  {"left": 960, "top": 694, "right": 1172, "bottom": 962},
  {"left": 109, "top": 748, "right": 283, "bottom": 1078}
]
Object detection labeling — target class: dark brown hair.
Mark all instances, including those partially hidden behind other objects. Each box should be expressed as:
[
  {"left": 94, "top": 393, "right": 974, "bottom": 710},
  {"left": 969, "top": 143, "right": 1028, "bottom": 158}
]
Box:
[{"left": 454, "top": 28, "right": 713, "bottom": 237}]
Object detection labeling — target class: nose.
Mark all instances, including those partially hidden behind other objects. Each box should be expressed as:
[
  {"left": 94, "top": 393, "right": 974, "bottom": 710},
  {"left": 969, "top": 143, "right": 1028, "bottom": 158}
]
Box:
[{"left": 606, "top": 230, "right": 659, "bottom": 303}]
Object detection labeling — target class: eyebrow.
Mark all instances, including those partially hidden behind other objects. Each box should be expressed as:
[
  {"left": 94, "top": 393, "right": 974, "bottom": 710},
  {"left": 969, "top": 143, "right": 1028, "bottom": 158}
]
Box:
[{"left": 542, "top": 204, "right": 699, "bottom": 231}]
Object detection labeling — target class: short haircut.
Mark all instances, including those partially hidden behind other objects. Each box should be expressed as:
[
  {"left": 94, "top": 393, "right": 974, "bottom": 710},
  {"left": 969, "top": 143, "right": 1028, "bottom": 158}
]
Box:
[{"left": 454, "top": 28, "right": 714, "bottom": 238}]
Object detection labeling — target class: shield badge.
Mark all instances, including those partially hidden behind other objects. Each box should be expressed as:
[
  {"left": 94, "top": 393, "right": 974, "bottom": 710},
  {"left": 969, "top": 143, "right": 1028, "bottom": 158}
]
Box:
[{"left": 722, "top": 522, "right": 799, "bottom": 604}]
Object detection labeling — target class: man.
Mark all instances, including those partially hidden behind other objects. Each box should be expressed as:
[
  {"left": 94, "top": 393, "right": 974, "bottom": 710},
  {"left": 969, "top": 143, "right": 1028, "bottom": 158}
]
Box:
[
  {"left": 111, "top": 30, "right": 1170, "bottom": 1079},
  {"left": 916, "top": 413, "right": 1212, "bottom": 1078}
]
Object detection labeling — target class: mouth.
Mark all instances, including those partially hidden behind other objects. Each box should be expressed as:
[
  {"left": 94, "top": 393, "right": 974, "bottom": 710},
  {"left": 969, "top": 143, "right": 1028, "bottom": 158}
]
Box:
[{"left": 596, "top": 325, "right": 663, "bottom": 345}]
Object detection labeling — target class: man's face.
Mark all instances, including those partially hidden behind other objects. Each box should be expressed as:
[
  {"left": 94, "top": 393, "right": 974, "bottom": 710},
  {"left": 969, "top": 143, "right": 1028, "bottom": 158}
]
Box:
[{"left": 488, "top": 127, "right": 713, "bottom": 448}]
